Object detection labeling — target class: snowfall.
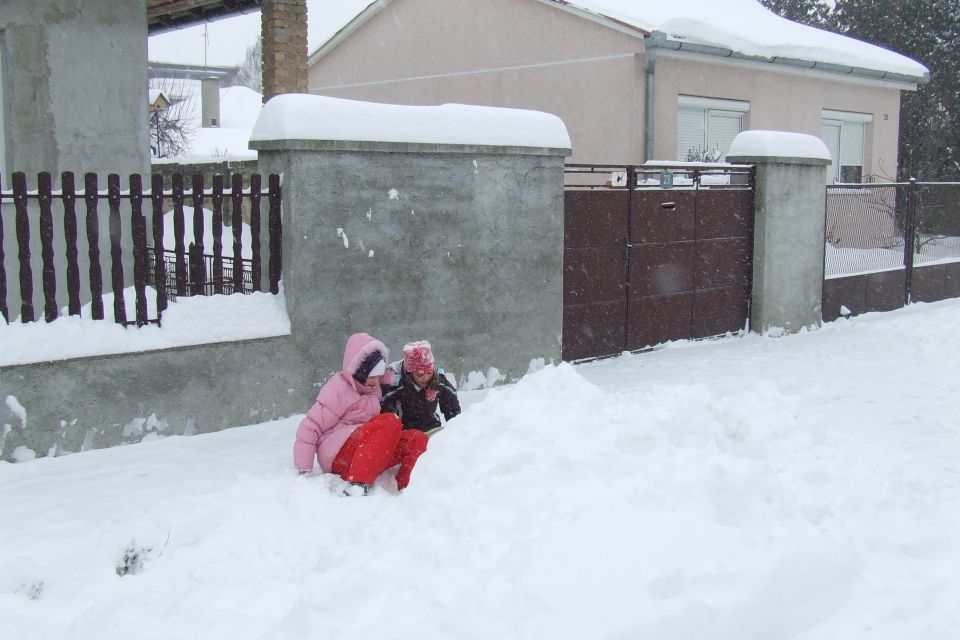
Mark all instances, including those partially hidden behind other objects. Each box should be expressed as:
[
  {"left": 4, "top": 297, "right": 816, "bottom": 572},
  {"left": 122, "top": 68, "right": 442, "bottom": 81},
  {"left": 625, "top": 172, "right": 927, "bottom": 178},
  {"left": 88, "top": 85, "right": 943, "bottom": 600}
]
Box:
[{"left": 2, "top": 296, "right": 960, "bottom": 639}]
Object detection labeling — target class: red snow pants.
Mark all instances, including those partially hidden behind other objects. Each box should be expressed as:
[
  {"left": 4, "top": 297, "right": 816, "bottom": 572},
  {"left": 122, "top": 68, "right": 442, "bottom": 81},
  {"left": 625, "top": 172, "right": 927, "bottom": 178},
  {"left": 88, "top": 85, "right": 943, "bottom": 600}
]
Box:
[{"left": 331, "top": 413, "right": 429, "bottom": 489}]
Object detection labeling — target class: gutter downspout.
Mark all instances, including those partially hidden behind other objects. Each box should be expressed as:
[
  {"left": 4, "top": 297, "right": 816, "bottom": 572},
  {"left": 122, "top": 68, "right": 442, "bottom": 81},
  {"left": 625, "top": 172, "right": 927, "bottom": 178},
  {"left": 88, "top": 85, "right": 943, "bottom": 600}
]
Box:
[{"left": 645, "top": 46, "right": 657, "bottom": 162}]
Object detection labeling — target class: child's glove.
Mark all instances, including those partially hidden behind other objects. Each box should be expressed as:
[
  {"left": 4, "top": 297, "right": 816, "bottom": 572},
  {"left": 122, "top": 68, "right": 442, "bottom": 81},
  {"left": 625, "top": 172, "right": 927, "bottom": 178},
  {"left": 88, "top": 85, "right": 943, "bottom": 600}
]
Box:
[{"left": 425, "top": 388, "right": 437, "bottom": 402}]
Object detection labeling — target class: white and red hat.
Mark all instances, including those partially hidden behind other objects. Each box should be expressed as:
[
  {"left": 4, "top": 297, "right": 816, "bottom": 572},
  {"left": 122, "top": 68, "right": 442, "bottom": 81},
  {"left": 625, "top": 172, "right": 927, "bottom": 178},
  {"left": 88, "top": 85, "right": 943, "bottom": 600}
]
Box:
[{"left": 403, "top": 340, "right": 435, "bottom": 375}]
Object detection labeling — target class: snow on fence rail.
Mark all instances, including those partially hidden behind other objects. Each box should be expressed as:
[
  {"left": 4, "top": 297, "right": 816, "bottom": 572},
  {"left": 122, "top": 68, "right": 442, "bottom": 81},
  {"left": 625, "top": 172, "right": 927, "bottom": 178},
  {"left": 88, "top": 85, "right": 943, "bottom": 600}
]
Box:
[
  {"left": 564, "top": 162, "right": 754, "bottom": 190},
  {"left": 0, "top": 171, "right": 282, "bottom": 327}
]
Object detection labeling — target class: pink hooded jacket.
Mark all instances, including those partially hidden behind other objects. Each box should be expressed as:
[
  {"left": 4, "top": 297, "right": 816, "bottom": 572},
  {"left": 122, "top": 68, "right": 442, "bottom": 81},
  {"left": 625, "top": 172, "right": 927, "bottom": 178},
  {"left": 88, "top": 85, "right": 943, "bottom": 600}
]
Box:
[{"left": 293, "top": 333, "right": 390, "bottom": 473}]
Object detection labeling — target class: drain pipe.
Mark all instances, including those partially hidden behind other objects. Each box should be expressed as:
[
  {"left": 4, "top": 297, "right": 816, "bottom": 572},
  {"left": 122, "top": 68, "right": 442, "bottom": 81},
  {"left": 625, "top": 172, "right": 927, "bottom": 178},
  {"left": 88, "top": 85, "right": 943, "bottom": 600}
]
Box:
[{"left": 645, "top": 46, "right": 657, "bottom": 162}]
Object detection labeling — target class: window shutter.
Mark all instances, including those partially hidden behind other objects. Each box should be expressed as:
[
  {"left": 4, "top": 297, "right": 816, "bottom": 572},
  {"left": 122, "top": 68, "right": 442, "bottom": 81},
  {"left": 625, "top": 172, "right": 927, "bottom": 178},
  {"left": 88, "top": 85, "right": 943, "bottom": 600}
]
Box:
[
  {"left": 839, "top": 122, "right": 864, "bottom": 167},
  {"left": 677, "top": 107, "right": 705, "bottom": 161},
  {"left": 821, "top": 121, "right": 841, "bottom": 183},
  {"left": 707, "top": 111, "right": 743, "bottom": 159}
]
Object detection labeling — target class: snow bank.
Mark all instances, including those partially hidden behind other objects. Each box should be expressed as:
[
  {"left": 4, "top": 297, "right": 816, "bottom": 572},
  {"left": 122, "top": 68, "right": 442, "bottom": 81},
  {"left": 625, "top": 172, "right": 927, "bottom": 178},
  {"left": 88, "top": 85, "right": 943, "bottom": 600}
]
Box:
[
  {"left": 0, "top": 290, "right": 290, "bottom": 367},
  {"left": 3, "top": 298, "right": 960, "bottom": 639}
]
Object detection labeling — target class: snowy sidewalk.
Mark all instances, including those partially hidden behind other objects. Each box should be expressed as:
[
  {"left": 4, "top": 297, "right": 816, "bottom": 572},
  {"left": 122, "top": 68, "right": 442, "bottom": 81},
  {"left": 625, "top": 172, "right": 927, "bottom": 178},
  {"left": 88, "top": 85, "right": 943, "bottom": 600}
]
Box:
[{"left": 2, "top": 299, "right": 960, "bottom": 640}]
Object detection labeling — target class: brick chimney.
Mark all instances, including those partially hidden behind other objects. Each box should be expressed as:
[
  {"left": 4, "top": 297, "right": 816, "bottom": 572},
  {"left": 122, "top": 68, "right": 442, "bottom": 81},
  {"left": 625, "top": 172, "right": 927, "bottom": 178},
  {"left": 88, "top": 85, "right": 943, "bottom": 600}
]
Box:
[{"left": 261, "top": 0, "right": 308, "bottom": 103}]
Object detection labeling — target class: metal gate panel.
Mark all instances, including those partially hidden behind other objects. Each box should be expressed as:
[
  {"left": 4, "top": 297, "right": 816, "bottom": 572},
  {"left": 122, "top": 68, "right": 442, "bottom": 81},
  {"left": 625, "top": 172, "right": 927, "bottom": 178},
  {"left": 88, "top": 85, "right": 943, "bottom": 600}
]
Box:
[
  {"left": 693, "top": 288, "right": 748, "bottom": 337},
  {"left": 563, "top": 164, "right": 754, "bottom": 360},
  {"left": 632, "top": 190, "right": 697, "bottom": 244},
  {"left": 627, "top": 190, "right": 698, "bottom": 350},
  {"left": 627, "top": 292, "right": 693, "bottom": 350},
  {"left": 562, "top": 190, "right": 628, "bottom": 361},
  {"left": 628, "top": 244, "right": 695, "bottom": 297},
  {"left": 695, "top": 238, "right": 752, "bottom": 290}
]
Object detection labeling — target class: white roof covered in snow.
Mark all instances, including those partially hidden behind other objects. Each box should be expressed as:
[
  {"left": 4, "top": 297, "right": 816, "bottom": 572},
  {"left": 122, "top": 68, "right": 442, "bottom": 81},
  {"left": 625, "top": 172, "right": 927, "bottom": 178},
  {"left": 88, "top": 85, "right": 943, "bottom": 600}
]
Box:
[
  {"left": 561, "top": 0, "right": 928, "bottom": 80},
  {"left": 250, "top": 94, "right": 572, "bottom": 150}
]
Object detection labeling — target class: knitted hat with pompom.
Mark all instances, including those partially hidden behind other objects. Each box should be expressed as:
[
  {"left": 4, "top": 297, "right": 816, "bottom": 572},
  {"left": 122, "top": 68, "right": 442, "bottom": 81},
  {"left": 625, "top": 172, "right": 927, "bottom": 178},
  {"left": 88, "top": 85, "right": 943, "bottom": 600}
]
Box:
[{"left": 402, "top": 340, "right": 435, "bottom": 375}]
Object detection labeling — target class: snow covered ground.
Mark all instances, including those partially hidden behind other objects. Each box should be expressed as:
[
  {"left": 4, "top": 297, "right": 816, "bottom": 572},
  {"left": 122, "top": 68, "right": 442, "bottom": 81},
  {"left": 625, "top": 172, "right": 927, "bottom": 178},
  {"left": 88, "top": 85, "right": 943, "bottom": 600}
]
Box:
[{"left": 3, "top": 298, "right": 960, "bottom": 639}]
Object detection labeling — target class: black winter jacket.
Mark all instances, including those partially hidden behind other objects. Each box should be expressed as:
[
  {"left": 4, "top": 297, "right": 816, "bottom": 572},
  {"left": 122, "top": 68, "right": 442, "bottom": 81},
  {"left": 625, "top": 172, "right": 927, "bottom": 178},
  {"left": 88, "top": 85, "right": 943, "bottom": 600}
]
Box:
[{"left": 381, "top": 365, "right": 461, "bottom": 433}]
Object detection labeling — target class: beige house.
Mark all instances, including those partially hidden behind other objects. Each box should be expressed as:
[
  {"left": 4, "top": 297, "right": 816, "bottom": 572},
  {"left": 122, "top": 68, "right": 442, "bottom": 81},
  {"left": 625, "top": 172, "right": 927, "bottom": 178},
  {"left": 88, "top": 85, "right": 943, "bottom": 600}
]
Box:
[{"left": 307, "top": 0, "right": 928, "bottom": 182}]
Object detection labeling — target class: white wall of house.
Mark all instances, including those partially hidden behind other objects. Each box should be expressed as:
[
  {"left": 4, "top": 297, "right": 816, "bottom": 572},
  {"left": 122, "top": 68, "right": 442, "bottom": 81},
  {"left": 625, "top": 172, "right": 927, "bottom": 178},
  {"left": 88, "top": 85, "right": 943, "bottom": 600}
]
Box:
[
  {"left": 308, "top": 0, "right": 647, "bottom": 164},
  {"left": 308, "top": 0, "right": 910, "bottom": 176},
  {"left": 652, "top": 52, "right": 904, "bottom": 180}
]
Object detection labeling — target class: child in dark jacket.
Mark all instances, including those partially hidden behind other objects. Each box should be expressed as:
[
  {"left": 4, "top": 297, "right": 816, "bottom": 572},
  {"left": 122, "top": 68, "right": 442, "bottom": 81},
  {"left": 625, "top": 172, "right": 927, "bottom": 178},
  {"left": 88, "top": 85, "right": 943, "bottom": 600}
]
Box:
[{"left": 381, "top": 340, "right": 461, "bottom": 436}]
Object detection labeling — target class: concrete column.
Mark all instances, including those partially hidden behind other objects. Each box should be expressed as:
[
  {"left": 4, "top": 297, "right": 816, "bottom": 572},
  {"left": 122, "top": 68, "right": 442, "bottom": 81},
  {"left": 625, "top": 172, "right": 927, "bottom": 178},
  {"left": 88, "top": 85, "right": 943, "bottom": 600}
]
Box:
[
  {"left": 200, "top": 77, "right": 221, "bottom": 127},
  {"left": 261, "top": 0, "right": 308, "bottom": 103},
  {"left": 727, "top": 131, "right": 831, "bottom": 335}
]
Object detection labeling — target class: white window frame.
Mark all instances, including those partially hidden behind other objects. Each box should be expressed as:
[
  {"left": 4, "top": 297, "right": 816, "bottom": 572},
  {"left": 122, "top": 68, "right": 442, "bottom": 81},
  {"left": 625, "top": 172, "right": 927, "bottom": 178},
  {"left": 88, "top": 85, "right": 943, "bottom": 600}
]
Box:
[
  {"left": 677, "top": 96, "right": 750, "bottom": 162},
  {"left": 821, "top": 110, "right": 873, "bottom": 184}
]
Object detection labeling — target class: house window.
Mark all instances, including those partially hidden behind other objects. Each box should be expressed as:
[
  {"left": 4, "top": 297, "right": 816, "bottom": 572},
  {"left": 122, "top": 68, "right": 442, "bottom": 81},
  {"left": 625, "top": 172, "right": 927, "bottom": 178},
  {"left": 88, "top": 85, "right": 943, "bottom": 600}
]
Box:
[
  {"left": 821, "top": 110, "right": 873, "bottom": 183},
  {"left": 677, "top": 96, "right": 750, "bottom": 162}
]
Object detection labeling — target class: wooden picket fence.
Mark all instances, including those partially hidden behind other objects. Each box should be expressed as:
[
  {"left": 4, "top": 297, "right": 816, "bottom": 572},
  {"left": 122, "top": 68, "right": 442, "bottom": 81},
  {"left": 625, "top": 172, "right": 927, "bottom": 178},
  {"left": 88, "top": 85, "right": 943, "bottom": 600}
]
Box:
[{"left": 0, "top": 172, "right": 282, "bottom": 326}]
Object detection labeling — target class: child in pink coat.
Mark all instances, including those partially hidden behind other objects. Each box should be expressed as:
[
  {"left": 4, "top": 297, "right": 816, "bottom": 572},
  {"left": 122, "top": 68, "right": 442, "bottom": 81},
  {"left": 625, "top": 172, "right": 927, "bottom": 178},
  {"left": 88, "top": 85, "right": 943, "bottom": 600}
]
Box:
[{"left": 293, "top": 332, "right": 428, "bottom": 493}]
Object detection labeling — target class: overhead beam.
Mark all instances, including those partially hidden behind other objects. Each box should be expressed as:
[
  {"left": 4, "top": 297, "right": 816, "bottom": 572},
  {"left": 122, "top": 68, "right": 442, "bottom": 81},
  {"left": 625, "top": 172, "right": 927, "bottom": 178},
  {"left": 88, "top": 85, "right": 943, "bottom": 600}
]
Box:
[{"left": 148, "top": 0, "right": 263, "bottom": 34}]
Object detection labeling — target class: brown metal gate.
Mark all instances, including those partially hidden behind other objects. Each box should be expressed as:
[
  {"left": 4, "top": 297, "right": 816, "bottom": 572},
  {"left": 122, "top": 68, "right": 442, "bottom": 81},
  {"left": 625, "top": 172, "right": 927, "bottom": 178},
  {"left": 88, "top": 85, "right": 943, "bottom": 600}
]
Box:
[{"left": 563, "top": 164, "right": 755, "bottom": 361}]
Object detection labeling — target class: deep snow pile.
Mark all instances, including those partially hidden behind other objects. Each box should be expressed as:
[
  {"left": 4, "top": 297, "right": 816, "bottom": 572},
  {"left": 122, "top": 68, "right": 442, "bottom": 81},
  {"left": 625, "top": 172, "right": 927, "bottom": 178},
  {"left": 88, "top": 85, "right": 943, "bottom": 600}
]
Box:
[{"left": 2, "top": 299, "right": 960, "bottom": 639}]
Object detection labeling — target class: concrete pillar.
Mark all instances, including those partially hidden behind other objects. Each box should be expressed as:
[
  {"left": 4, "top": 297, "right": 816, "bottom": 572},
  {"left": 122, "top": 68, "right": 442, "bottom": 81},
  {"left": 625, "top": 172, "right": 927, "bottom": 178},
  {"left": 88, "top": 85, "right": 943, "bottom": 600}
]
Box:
[
  {"left": 200, "top": 77, "right": 221, "bottom": 127},
  {"left": 260, "top": 0, "right": 308, "bottom": 103},
  {"left": 727, "top": 131, "right": 831, "bottom": 335}
]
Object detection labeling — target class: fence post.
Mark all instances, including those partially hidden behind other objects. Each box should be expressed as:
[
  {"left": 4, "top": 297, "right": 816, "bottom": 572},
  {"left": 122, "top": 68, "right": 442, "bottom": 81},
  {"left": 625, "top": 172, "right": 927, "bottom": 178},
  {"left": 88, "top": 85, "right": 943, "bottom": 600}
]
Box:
[
  {"left": 129, "top": 174, "right": 149, "bottom": 326},
  {"left": 189, "top": 242, "right": 206, "bottom": 296},
  {"left": 249, "top": 173, "right": 262, "bottom": 292},
  {"left": 107, "top": 174, "right": 127, "bottom": 325},
  {"left": 84, "top": 173, "right": 104, "bottom": 320},
  {"left": 172, "top": 173, "right": 187, "bottom": 296},
  {"left": 903, "top": 177, "right": 918, "bottom": 306},
  {"left": 37, "top": 172, "right": 58, "bottom": 322},
  {"left": 623, "top": 165, "right": 636, "bottom": 350},
  {"left": 191, "top": 174, "right": 205, "bottom": 275},
  {"left": 231, "top": 173, "right": 244, "bottom": 293},
  {"left": 151, "top": 174, "right": 168, "bottom": 315},
  {"left": 62, "top": 172, "right": 82, "bottom": 316},
  {"left": 12, "top": 172, "right": 34, "bottom": 323},
  {"left": 727, "top": 132, "right": 830, "bottom": 334},
  {"left": 212, "top": 174, "right": 224, "bottom": 295},
  {"left": 268, "top": 173, "right": 282, "bottom": 294}
]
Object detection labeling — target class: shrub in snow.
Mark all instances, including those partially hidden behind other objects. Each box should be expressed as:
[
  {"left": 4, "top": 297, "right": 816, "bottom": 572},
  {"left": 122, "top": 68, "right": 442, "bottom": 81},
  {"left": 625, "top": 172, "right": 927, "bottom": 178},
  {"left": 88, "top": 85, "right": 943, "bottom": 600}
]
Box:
[{"left": 115, "top": 543, "right": 153, "bottom": 577}]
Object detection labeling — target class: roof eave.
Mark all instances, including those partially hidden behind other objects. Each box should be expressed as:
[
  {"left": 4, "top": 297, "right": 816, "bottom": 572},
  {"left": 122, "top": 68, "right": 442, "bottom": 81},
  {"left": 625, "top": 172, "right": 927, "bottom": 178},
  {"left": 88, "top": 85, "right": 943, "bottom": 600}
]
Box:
[
  {"left": 147, "top": 0, "right": 263, "bottom": 35},
  {"left": 308, "top": 0, "right": 394, "bottom": 67},
  {"left": 647, "top": 31, "right": 929, "bottom": 87}
]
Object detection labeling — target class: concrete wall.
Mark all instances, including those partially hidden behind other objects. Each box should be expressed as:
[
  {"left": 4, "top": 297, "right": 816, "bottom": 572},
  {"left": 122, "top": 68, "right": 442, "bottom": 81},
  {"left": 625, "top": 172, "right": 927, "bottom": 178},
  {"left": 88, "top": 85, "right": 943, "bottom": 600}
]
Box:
[
  {"left": 1, "top": 135, "right": 567, "bottom": 462},
  {"left": 254, "top": 139, "right": 567, "bottom": 391},
  {"left": 0, "top": 337, "right": 311, "bottom": 460}
]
